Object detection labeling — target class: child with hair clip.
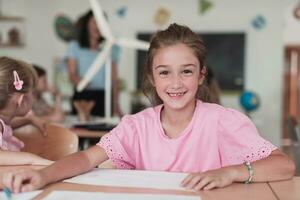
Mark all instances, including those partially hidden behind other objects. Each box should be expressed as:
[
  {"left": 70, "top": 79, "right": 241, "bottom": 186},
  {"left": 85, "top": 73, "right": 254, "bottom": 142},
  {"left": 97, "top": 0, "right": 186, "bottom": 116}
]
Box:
[
  {"left": 0, "top": 57, "right": 53, "bottom": 166},
  {"left": 3, "top": 24, "right": 295, "bottom": 193}
]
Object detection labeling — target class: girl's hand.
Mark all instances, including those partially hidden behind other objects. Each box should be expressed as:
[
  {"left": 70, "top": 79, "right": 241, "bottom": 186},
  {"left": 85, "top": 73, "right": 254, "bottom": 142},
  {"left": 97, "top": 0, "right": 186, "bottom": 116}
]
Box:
[
  {"left": 11, "top": 136, "right": 25, "bottom": 149},
  {"left": 2, "top": 169, "right": 46, "bottom": 194},
  {"left": 181, "top": 167, "right": 237, "bottom": 191}
]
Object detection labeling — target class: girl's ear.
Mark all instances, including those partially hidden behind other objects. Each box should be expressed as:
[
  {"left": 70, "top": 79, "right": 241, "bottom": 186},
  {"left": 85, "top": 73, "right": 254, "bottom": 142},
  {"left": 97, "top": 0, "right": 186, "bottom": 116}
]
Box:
[
  {"left": 199, "top": 66, "right": 207, "bottom": 85},
  {"left": 198, "top": 76, "right": 205, "bottom": 85},
  {"left": 17, "top": 94, "right": 24, "bottom": 107}
]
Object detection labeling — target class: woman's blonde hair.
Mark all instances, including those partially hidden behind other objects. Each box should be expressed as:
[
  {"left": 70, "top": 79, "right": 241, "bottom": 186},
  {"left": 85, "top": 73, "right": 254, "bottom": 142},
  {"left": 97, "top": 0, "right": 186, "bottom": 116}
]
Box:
[
  {"left": 0, "top": 57, "right": 37, "bottom": 109},
  {"left": 142, "top": 23, "right": 209, "bottom": 105}
]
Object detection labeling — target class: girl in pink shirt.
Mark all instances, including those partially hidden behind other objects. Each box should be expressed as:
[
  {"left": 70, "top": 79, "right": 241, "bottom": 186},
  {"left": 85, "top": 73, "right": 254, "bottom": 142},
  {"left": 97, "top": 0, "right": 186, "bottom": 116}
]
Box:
[
  {"left": 4, "top": 23, "right": 295, "bottom": 193},
  {"left": 0, "top": 57, "right": 52, "bottom": 165}
]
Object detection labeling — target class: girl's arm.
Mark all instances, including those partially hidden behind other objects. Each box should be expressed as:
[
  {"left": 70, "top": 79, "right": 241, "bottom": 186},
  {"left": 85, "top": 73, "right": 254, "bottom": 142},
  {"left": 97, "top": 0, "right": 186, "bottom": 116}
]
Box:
[
  {"left": 11, "top": 117, "right": 31, "bottom": 129},
  {"left": 42, "top": 146, "right": 107, "bottom": 183},
  {"left": 12, "top": 111, "right": 47, "bottom": 135},
  {"left": 3, "top": 145, "right": 108, "bottom": 193},
  {"left": 182, "top": 149, "right": 295, "bottom": 190},
  {"left": 232, "top": 149, "right": 295, "bottom": 182},
  {"left": 0, "top": 150, "right": 53, "bottom": 166}
]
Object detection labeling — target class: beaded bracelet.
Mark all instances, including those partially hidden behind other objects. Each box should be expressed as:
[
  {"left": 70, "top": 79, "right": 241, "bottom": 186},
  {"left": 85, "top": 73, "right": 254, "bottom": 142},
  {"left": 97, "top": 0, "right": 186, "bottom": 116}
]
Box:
[{"left": 244, "top": 161, "right": 253, "bottom": 184}]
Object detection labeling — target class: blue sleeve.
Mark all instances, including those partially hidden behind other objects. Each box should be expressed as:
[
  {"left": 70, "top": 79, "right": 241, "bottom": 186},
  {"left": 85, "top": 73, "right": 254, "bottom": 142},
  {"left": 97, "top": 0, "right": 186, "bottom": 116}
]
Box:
[{"left": 65, "top": 40, "right": 80, "bottom": 60}]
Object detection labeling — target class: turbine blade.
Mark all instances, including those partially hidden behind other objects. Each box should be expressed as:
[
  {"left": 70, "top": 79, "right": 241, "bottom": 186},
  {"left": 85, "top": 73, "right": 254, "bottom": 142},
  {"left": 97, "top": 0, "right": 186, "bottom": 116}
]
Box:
[
  {"left": 77, "top": 42, "right": 113, "bottom": 92},
  {"left": 116, "top": 38, "right": 149, "bottom": 50},
  {"left": 89, "top": 0, "right": 114, "bottom": 41}
]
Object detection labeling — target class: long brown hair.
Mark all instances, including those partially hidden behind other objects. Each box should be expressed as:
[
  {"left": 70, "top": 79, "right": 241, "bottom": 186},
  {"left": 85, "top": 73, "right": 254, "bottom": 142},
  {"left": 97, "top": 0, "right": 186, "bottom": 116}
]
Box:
[
  {"left": 142, "top": 23, "right": 209, "bottom": 105},
  {"left": 76, "top": 10, "right": 105, "bottom": 48},
  {"left": 0, "top": 57, "right": 37, "bottom": 109}
]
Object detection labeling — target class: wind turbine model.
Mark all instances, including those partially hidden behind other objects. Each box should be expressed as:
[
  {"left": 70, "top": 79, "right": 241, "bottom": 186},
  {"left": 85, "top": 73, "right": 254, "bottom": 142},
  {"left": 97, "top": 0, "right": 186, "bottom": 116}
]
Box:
[{"left": 77, "top": 0, "right": 150, "bottom": 120}]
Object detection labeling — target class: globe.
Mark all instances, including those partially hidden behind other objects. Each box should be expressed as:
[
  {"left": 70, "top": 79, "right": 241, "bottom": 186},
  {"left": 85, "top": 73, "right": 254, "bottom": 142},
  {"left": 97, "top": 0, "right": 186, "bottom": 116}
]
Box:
[{"left": 239, "top": 91, "right": 260, "bottom": 113}]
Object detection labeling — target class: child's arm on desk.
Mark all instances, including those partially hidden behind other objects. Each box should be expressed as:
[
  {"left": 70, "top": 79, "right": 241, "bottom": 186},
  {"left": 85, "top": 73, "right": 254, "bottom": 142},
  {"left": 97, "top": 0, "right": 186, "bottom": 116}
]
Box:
[
  {"left": 2, "top": 145, "right": 108, "bottom": 193},
  {"left": 0, "top": 150, "right": 53, "bottom": 166},
  {"left": 181, "top": 149, "right": 295, "bottom": 191}
]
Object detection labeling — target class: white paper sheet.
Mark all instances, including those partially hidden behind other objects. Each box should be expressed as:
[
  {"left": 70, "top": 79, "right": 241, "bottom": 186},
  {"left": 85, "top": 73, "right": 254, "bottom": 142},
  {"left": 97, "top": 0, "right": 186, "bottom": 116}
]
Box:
[
  {"left": 64, "top": 169, "right": 188, "bottom": 190},
  {"left": 43, "top": 191, "right": 200, "bottom": 200},
  {"left": 0, "top": 190, "right": 42, "bottom": 200}
]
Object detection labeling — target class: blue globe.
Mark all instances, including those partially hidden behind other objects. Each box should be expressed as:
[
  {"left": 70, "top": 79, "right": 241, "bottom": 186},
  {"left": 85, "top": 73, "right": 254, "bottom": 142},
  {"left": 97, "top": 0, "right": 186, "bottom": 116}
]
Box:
[{"left": 239, "top": 91, "right": 260, "bottom": 112}]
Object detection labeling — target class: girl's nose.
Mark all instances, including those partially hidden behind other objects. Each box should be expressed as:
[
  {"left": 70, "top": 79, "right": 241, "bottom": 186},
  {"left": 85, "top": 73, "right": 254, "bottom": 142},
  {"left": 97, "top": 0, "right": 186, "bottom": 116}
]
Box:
[{"left": 170, "top": 74, "right": 183, "bottom": 89}]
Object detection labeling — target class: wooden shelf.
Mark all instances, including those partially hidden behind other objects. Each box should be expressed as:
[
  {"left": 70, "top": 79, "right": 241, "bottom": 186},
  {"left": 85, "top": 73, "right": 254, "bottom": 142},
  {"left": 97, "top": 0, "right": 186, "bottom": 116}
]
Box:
[
  {"left": 0, "top": 43, "right": 25, "bottom": 48},
  {"left": 0, "top": 16, "right": 24, "bottom": 22}
]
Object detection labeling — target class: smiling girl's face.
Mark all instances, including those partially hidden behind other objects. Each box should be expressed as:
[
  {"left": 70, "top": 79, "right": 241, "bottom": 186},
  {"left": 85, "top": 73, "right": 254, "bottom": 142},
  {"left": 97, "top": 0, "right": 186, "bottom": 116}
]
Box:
[{"left": 151, "top": 43, "right": 205, "bottom": 111}]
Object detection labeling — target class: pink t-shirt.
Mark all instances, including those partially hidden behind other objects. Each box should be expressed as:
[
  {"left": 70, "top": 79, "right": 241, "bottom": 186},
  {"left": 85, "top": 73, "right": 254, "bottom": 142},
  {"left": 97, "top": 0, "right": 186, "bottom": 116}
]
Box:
[
  {"left": 97, "top": 100, "right": 277, "bottom": 173},
  {"left": 0, "top": 118, "right": 24, "bottom": 151}
]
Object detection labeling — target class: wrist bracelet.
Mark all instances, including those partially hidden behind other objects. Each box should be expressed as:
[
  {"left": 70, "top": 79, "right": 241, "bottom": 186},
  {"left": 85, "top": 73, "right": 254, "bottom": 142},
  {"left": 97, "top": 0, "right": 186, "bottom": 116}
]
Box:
[{"left": 244, "top": 161, "right": 253, "bottom": 184}]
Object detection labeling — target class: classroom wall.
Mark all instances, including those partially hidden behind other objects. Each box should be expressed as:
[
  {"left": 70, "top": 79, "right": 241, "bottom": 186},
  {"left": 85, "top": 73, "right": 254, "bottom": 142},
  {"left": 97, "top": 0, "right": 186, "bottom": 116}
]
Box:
[
  {"left": 0, "top": 0, "right": 295, "bottom": 146},
  {"left": 284, "top": 1, "right": 300, "bottom": 45}
]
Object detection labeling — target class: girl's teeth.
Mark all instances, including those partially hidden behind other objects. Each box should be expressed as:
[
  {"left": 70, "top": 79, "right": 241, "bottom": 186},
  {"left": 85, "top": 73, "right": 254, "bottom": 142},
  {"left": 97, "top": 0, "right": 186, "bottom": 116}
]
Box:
[{"left": 169, "top": 93, "right": 184, "bottom": 97}]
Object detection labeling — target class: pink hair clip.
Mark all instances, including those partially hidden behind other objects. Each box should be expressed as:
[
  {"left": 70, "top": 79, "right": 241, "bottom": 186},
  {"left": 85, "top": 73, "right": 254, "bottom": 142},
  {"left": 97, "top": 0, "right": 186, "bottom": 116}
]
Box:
[{"left": 13, "top": 70, "right": 24, "bottom": 91}]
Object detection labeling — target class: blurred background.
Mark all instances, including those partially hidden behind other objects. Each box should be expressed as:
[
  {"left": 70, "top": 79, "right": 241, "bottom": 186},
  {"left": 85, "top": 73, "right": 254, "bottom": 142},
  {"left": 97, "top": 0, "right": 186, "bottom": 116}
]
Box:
[{"left": 0, "top": 0, "right": 299, "bottom": 148}]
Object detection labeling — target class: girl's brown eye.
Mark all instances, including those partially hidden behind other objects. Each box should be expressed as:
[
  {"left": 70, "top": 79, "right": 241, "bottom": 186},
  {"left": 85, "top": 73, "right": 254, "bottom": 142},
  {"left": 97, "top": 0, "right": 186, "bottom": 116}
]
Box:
[
  {"left": 183, "top": 70, "right": 192, "bottom": 74},
  {"left": 159, "top": 71, "right": 169, "bottom": 75}
]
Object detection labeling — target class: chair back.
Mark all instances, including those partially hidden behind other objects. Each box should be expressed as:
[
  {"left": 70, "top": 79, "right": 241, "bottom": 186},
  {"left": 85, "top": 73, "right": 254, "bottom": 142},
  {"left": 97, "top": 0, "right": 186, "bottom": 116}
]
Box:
[
  {"left": 14, "top": 123, "right": 78, "bottom": 161},
  {"left": 286, "top": 116, "right": 300, "bottom": 175},
  {"left": 286, "top": 116, "right": 299, "bottom": 143}
]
